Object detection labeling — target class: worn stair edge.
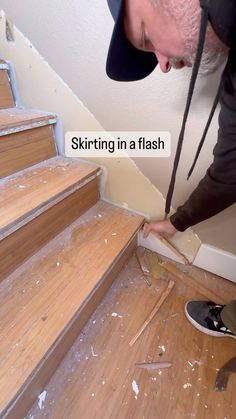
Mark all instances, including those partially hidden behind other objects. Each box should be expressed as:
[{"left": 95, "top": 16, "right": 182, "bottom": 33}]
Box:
[
  {"left": 0, "top": 108, "right": 57, "bottom": 136},
  {"left": 0, "top": 165, "right": 102, "bottom": 241},
  {"left": 0, "top": 118, "right": 57, "bottom": 137},
  {"left": 1, "top": 206, "right": 143, "bottom": 418},
  {"left": 0, "top": 178, "right": 100, "bottom": 282}
]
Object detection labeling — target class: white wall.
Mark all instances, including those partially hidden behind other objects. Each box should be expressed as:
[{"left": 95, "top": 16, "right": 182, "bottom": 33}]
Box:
[{"left": 0, "top": 0, "right": 224, "bottom": 210}]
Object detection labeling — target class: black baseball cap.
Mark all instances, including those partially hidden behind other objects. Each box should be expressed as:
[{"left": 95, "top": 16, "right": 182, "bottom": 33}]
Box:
[{"left": 106, "top": 0, "right": 158, "bottom": 81}]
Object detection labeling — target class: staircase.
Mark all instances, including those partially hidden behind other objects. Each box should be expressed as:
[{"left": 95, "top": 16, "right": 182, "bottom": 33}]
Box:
[{"left": 0, "top": 61, "right": 144, "bottom": 418}]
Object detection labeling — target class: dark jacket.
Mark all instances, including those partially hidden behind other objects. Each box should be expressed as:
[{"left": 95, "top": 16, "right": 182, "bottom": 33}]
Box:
[{"left": 170, "top": 0, "right": 236, "bottom": 231}]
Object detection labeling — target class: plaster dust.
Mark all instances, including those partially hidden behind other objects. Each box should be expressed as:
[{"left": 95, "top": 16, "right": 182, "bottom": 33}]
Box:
[{"left": 0, "top": 10, "right": 200, "bottom": 260}]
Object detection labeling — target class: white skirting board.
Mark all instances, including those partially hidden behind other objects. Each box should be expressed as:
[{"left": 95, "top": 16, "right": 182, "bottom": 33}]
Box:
[
  {"left": 193, "top": 244, "right": 236, "bottom": 283},
  {"left": 138, "top": 231, "right": 186, "bottom": 265}
]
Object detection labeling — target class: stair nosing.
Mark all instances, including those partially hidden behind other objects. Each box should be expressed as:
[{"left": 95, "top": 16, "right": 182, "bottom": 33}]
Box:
[
  {"left": 0, "top": 118, "right": 57, "bottom": 137},
  {"left": 0, "top": 168, "right": 102, "bottom": 241}
]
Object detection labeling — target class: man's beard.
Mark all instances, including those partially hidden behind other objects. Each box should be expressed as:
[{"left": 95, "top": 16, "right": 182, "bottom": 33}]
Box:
[{"left": 170, "top": 48, "right": 228, "bottom": 75}]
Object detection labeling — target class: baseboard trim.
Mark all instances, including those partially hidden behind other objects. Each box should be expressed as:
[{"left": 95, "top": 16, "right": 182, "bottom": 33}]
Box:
[{"left": 193, "top": 243, "right": 236, "bottom": 283}]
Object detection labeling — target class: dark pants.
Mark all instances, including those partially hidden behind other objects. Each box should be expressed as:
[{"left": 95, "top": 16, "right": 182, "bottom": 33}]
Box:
[{"left": 221, "top": 301, "right": 236, "bottom": 335}]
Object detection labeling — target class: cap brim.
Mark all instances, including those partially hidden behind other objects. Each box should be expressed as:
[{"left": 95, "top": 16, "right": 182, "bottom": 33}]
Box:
[{"left": 106, "top": 3, "right": 158, "bottom": 82}]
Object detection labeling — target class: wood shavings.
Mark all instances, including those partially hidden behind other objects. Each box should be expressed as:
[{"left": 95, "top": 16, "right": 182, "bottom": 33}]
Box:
[
  {"left": 111, "top": 312, "right": 122, "bottom": 318},
  {"left": 38, "top": 390, "right": 47, "bottom": 410},
  {"left": 91, "top": 346, "right": 98, "bottom": 357},
  {"left": 135, "top": 362, "right": 171, "bottom": 370},
  {"left": 132, "top": 380, "right": 139, "bottom": 400},
  {"left": 183, "top": 383, "right": 192, "bottom": 389}
]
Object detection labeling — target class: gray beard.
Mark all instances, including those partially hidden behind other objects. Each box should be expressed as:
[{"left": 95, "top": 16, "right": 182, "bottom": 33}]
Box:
[
  {"left": 189, "top": 49, "right": 228, "bottom": 75},
  {"left": 169, "top": 49, "right": 228, "bottom": 75},
  {"left": 195, "top": 51, "right": 228, "bottom": 76}
]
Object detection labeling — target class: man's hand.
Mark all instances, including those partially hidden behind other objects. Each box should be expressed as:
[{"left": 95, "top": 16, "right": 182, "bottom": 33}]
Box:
[{"left": 143, "top": 219, "right": 177, "bottom": 239}]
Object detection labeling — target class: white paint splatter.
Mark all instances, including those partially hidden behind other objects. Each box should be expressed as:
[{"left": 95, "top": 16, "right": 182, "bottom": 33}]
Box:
[
  {"left": 132, "top": 380, "right": 139, "bottom": 400},
  {"left": 98, "top": 214, "right": 102, "bottom": 218},
  {"left": 38, "top": 390, "right": 47, "bottom": 410},
  {"left": 91, "top": 346, "right": 98, "bottom": 357},
  {"left": 18, "top": 184, "right": 26, "bottom": 189},
  {"left": 56, "top": 262, "right": 60, "bottom": 267},
  {"left": 112, "top": 233, "right": 117, "bottom": 236},
  {"left": 102, "top": 380, "right": 106, "bottom": 385},
  {"left": 111, "top": 312, "right": 123, "bottom": 318},
  {"left": 91, "top": 393, "right": 95, "bottom": 397},
  {"left": 105, "top": 239, "right": 108, "bottom": 244},
  {"left": 183, "top": 383, "right": 192, "bottom": 389},
  {"left": 158, "top": 345, "right": 166, "bottom": 352}
]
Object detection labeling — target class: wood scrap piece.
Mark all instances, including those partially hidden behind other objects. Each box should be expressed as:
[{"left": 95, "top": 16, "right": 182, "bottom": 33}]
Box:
[
  {"left": 160, "top": 261, "right": 226, "bottom": 304},
  {"left": 135, "top": 247, "right": 152, "bottom": 286},
  {"left": 135, "top": 362, "right": 172, "bottom": 370},
  {"left": 129, "top": 279, "right": 175, "bottom": 347},
  {"left": 152, "top": 232, "right": 189, "bottom": 265}
]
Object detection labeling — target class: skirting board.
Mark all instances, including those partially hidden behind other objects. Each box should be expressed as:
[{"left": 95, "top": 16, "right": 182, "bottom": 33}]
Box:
[
  {"left": 138, "top": 231, "right": 187, "bottom": 265},
  {"left": 193, "top": 244, "right": 236, "bottom": 283}
]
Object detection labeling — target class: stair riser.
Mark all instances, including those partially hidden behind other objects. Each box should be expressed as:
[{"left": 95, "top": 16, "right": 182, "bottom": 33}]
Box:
[
  {"left": 0, "top": 69, "right": 15, "bottom": 109},
  {"left": 2, "top": 237, "right": 137, "bottom": 419},
  {"left": 0, "top": 177, "right": 100, "bottom": 282},
  {"left": 0, "top": 125, "right": 57, "bottom": 178}
]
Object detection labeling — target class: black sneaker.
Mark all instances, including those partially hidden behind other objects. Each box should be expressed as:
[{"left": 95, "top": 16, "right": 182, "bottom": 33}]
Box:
[{"left": 185, "top": 301, "right": 236, "bottom": 339}]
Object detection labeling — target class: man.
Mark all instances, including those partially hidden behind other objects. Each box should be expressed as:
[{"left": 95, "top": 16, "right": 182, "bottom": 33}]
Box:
[{"left": 106, "top": 0, "right": 236, "bottom": 339}]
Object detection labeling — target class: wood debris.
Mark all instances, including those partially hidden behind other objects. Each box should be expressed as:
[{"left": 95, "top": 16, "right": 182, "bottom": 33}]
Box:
[
  {"left": 129, "top": 279, "right": 175, "bottom": 346},
  {"left": 135, "top": 362, "right": 172, "bottom": 370}
]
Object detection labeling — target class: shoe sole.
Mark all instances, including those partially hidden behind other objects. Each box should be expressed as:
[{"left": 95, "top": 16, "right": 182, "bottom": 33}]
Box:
[{"left": 184, "top": 302, "right": 236, "bottom": 339}]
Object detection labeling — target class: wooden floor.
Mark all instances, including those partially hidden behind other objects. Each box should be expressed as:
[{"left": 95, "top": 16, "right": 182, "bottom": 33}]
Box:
[{"left": 26, "top": 254, "right": 236, "bottom": 419}]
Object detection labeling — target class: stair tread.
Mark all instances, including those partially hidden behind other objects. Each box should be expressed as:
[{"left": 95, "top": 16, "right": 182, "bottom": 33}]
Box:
[
  {"left": 0, "top": 108, "right": 56, "bottom": 133},
  {"left": 0, "top": 156, "right": 101, "bottom": 238},
  {"left": 0, "top": 201, "right": 143, "bottom": 413}
]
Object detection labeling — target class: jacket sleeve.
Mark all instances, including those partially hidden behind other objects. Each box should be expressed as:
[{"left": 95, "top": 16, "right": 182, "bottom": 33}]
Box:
[{"left": 170, "top": 52, "right": 236, "bottom": 232}]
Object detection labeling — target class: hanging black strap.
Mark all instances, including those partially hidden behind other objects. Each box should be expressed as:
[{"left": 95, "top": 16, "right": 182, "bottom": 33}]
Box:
[
  {"left": 187, "top": 65, "right": 227, "bottom": 179},
  {"left": 164, "top": 6, "right": 209, "bottom": 218}
]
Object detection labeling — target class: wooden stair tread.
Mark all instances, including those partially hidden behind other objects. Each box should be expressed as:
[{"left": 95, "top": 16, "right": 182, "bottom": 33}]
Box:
[
  {"left": 0, "top": 108, "right": 56, "bottom": 134},
  {"left": 0, "top": 156, "right": 101, "bottom": 238},
  {"left": 0, "top": 201, "right": 143, "bottom": 413}
]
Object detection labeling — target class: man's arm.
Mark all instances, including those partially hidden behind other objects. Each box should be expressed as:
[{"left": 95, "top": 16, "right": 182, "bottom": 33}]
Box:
[{"left": 146, "top": 51, "right": 236, "bottom": 236}]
